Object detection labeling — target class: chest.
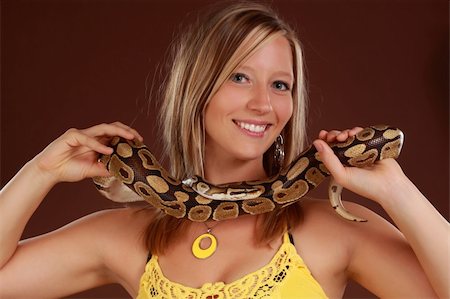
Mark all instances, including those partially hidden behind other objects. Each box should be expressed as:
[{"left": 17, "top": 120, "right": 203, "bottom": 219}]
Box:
[
  {"left": 139, "top": 242, "right": 332, "bottom": 298},
  {"left": 157, "top": 232, "right": 282, "bottom": 287},
  {"left": 116, "top": 219, "right": 349, "bottom": 298}
]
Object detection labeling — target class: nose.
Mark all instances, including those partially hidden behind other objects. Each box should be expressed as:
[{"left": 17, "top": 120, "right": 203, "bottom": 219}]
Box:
[{"left": 247, "top": 84, "right": 273, "bottom": 114}]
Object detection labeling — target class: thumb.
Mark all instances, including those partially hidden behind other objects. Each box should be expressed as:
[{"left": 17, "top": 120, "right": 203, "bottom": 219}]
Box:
[
  {"left": 313, "top": 139, "right": 347, "bottom": 184},
  {"left": 87, "top": 161, "right": 111, "bottom": 178}
]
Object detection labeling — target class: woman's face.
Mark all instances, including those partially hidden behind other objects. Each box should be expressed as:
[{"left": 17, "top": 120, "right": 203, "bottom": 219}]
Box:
[{"left": 204, "top": 36, "right": 294, "bottom": 163}]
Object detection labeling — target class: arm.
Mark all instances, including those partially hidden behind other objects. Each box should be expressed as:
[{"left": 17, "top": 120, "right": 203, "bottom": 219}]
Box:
[
  {"left": 314, "top": 128, "right": 449, "bottom": 298},
  {"left": 343, "top": 201, "right": 439, "bottom": 298},
  {"left": 0, "top": 122, "right": 142, "bottom": 297},
  {"left": 0, "top": 160, "right": 56, "bottom": 268},
  {"left": 0, "top": 211, "right": 117, "bottom": 298},
  {"left": 379, "top": 168, "right": 448, "bottom": 298}
]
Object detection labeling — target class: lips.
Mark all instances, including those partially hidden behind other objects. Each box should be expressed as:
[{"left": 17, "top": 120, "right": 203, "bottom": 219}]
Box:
[{"left": 234, "top": 120, "right": 271, "bottom": 134}]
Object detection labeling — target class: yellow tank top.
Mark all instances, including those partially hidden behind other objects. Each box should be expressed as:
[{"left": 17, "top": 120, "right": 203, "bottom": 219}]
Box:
[{"left": 136, "top": 232, "right": 328, "bottom": 299}]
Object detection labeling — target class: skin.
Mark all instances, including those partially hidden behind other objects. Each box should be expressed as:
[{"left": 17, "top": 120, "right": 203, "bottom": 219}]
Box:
[
  {"left": 0, "top": 37, "right": 448, "bottom": 298},
  {"left": 203, "top": 36, "right": 294, "bottom": 184}
]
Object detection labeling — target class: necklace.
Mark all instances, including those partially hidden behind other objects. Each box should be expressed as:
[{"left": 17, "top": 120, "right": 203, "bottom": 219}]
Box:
[{"left": 191, "top": 222, "right": 220, "bottom": 259}]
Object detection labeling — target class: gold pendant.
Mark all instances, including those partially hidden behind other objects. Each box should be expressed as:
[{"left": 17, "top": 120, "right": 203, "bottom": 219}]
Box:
[{"left": 192, "top": 232, "right": 217, "bottom": 259}]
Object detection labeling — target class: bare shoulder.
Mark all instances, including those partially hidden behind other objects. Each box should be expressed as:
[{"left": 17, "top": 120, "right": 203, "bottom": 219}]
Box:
[
  {"left": 294, "top": 198, "right": 405, "bottom": 251},
  {"left": 292, "top": 199, "right": 433, "bottom": 298},
  {"left": 76, "top": 206, "right": 152, "bottom": 236},
  {"left": 296, "top": 198, "right": 401, "bottom": 235},
  {"left": 75, "top": 207, "right": 153, "bottom": 265},
  {"left": 288, "top": 199, "right": 384, "bottom": 297},
  {"left": 50, "top": 206, "right": 153, "bottom": 265},
  {"left": 54, "top": 206, "right": 152, "bottom": 247},
  {"left": 0, "top": 207, "right": 154, "bottom": 298},
  {"left": 63, "top": 206, "right": 154, "bottom": 293},
  {"left": 289, "top": 199, "right": 385, "bottom": 267}
]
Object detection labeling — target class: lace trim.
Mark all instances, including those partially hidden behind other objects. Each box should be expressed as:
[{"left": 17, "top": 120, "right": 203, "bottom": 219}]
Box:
[{"left": 138, "top": 235, "right": 309, "bottom": 299}]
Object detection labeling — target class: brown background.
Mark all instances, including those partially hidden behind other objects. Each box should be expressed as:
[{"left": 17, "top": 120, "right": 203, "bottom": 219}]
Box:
[{"left": 1, "top": 0, "right": 448, "bottom": 298}]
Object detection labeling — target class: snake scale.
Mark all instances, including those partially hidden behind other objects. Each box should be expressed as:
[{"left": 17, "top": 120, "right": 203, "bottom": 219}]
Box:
[{"left": 93, "top": 125, "right": 404, "bottom": 222}]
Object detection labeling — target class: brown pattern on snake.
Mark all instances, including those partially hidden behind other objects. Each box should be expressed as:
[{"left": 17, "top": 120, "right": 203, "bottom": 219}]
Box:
[{"left": 93, "top": 125, "right": 404, "bottom": 222}]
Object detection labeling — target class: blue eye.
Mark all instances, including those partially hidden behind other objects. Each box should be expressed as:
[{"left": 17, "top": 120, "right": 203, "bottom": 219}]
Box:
[
  {"left": 231, "top": 73, "right": 249, "bottom": 83},
  {"left": 273, "top": 81, "right": 290, "bottom": 91}
]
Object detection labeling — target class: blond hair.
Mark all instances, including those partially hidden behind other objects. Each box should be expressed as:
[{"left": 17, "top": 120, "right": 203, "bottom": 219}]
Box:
[{"left": 146, "top": 1, "right": 308, "bottom": 254}]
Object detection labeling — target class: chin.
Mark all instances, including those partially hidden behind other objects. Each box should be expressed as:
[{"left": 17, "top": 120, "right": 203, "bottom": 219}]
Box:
[{"left": 234, "top": 150, "right": 267, "bottom": 163}]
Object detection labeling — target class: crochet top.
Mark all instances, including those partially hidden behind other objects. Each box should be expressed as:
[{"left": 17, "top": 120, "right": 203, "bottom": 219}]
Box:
[{"left": 136, "top": 232, "right": 328, "bottom": 299}]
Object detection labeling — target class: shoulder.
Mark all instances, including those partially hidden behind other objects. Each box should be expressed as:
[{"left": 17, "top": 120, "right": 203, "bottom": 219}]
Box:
[
  {"left": 292, "top": 200, "right": 437, "bottom": 297},
  {"left": 64, "top": 206, "right": 153, "bottom": 243},
  {"left": 294, "top": 198, "right": 400, "bottom": 238},
  {"left": 290, "top": 199, "right": 405, "bottom": 288},
  {"left": 1, "top": 207, "right": 155, "bottom": 297},
  {"left": 53, "top": 206, "right": 154, "bottom": 260},
  {"left": 76, "top": 206, "right": 153, "bottom": 255},
  {"left": 291, "top": 199, "right": 405, "bottom": 269},
  {"left": 73, "top": 206, "right": 155, "bottom": 288},
  {"left": 293, "top": 198, "right": 405, "bottom": 251},
  {"left": 79, "top": 206, "right": 153, "bottom": 232},
  {"left": 291, "top": 199, "right": 419, "bottom": 290}
]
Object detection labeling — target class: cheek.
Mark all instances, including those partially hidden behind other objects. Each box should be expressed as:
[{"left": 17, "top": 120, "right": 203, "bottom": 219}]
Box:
[
  {"left": 204, "top": 93, "right": 226, "bottom": 124},
  {"left": 274, "top": 98, "right": 293, "bottom": 126},
  {"left": 206, "top": 86, "right": 242, "bottom": 116}
]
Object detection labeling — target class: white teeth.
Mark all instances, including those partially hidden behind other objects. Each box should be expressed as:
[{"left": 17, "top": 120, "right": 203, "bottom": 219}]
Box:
[{"left": 236, "top": 121, "right": 267, "bottom": 133}]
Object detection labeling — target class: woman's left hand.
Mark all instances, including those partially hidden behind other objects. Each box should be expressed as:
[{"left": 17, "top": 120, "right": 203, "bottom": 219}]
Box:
[{"left": 313, "top": 127, "right": 409, "bottom": 206}]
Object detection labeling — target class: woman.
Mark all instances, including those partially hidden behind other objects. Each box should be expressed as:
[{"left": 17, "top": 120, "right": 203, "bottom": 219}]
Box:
[{"left": 0, "top": 2, "right": 448, "bottom": 298}]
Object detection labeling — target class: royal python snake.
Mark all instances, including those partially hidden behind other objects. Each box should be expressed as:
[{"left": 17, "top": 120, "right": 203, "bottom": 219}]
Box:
[{"left": 93, "top": 125, "right": 404, "bottom": 222}]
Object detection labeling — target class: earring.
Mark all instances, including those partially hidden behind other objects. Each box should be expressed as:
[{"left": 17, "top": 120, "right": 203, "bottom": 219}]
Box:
[{"left": 274, "top": 134, "right": 285, "bottom": 169}]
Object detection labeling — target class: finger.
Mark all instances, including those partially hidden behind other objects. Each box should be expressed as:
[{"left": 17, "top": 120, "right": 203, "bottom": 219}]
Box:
[
  {"left": 328, "top": 130, "right": 341, "bottom": 136},
  {"left": 325, "top": 130, "right": 341, "bottom": 143},
  {"left": 65, "top": 130, "right": 113, "bottom": 155},
  {"left": 82, "top": 123, "right": 135, "bottom": 140},
  {"left": 319, "top": 127, "right": 364, "bottom": 143},
  {"left": 313, "top": 139, "right": 347, "bottom": 185},
  {"left": 349, "top": 126, "right": 364, "bottom": 136},
  {"left": 319, "top": 129, "right": 341, "bottom": 142},
  {"left": 86, "top": 161, "right": 111, "bottom": 178},
  {"left": 318, "top": 130, "right": 328, "bottom": 140},
  {"left": 110, "top": 122, "right": 144, "bottom": 141},
  {"left": 336, "top": 129, "right": 350, "bottom": 142},
  {"left": 97, "top": 136, "right": 113, "bottom": 146}
]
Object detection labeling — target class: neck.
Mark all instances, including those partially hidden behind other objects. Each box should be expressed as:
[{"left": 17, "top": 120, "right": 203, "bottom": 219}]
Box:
[{"left": 203, "top": 155, "right": 267, "bottom": 185}]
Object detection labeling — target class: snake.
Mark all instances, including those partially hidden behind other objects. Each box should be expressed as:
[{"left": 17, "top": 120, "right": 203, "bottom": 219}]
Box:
[{"left": 93, "top": 125, "right": 404, "bottom": 222}]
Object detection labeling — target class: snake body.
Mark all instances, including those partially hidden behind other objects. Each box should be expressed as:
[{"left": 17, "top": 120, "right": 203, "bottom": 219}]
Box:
[{"left": 93, "top": 125, "right": 404, "bottom": 222}]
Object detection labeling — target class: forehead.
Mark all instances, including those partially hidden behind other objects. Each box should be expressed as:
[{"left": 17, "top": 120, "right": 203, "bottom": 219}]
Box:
[{"left": 239, "top": 36, "right": 293, "bottom": 74}]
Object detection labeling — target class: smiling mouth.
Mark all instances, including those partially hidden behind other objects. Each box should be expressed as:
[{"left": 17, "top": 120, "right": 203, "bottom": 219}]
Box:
[{"left": 234, "top": 120, "right": 270, "bottom": 133}]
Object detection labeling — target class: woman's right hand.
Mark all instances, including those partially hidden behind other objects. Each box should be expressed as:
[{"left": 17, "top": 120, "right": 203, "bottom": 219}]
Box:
[{"left": 32, "top": 122, "right": 143, "bottom": 184}]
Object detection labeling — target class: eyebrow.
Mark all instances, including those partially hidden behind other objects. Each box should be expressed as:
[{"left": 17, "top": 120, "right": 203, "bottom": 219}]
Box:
[
  {"left": 274, "top": 71, "right": 294, "bottom": 81},
  {"left": 238, "top": 65, "right": 294, "bottom": 81}
]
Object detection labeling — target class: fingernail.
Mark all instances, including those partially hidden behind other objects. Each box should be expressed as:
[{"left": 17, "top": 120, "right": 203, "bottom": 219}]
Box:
[{"left": 313, "top": 140, "right": 323, "bottom": 152}]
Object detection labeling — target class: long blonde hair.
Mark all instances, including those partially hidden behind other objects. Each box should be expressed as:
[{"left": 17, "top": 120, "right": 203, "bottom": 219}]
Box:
[{"left": 146, "top": 1, "right": 308, "bottom": 254}]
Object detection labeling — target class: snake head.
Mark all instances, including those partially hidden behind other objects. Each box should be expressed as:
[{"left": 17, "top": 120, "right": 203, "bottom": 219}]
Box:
[
  {"left": 378, "top": 127, "right": 404, "bottom": 160},
  {"left": 332, "top": 125, "right": 405, "bottom": 167}
]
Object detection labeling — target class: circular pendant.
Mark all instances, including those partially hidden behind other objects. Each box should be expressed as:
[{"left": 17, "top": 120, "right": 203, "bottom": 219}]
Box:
[{"left": 191, "top": 232, "right": 217, "bottom": 259}]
